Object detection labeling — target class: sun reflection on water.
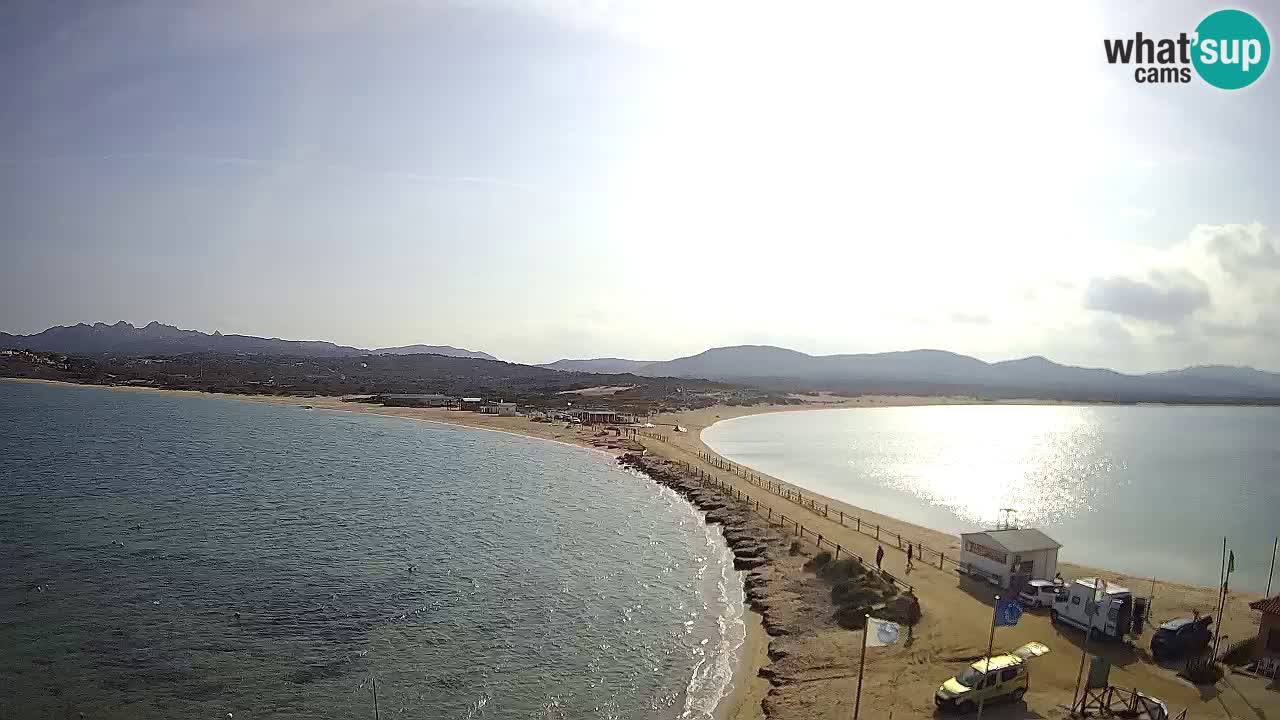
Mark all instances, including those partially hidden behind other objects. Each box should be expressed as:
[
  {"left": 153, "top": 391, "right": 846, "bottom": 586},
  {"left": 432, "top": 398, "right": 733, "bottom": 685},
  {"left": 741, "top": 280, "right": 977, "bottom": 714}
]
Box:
[{"left": 859, "top": 405, "right": 1123, "bottom": 527}]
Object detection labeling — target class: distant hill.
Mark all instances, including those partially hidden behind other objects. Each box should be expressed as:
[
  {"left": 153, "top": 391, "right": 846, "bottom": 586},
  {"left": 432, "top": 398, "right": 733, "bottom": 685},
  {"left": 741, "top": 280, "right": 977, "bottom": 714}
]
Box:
[
  {"left": 7, "top": 323, "right": 1280, "bottom": 402},
  {"left": 0, "top": 322, "right": 501, "bottom": 361},
  {"left": 0, "top": 321, "right": 365, "bottom": 357},
  {"left": 632, "top": 345, "right": 1280, "bottom": 401},
  {"left": 539, "top": 358, "right": 656, "bottom": 374},
  {"left": 373, "top": 344, "right": 498, "bottom": 361}
]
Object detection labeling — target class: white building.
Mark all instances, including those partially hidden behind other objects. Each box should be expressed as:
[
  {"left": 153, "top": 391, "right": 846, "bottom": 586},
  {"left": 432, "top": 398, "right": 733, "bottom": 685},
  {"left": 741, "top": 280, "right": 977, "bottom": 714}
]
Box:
[
  {"left": 479, "top": 401, "right": 519, "bottom": 416},
  {"left": 959, "top": 528, "right": 1060, "bottom": 592}
]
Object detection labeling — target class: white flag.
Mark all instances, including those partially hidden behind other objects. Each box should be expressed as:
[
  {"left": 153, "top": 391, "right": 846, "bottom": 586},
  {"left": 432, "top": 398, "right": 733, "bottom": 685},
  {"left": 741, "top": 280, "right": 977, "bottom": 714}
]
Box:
[{"left": 866, "top": 617, "right": 901, "bottom": 647}]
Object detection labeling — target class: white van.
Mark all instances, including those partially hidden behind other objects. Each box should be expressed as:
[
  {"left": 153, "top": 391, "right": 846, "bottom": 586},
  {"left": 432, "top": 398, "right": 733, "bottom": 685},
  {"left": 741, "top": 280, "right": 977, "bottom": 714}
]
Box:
[{"left": 1050, "top": 577, "right": 1136, "bottom": 641}]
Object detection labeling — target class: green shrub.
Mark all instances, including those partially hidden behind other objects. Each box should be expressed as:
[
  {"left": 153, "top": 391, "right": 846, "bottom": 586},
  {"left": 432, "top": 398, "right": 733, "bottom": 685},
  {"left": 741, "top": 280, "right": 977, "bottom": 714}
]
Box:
[
  {"left": 818, "top": 557, "right": 866, "bottom": 583},
  {"left": 1181, "top": 653, "right": 1222, "bottom": 685},
  {"left": 831, "top": 580, "right": 883, "bottom": 608},
  {"left": 804, "top": 551, "right": 833, "bottom": 571}
]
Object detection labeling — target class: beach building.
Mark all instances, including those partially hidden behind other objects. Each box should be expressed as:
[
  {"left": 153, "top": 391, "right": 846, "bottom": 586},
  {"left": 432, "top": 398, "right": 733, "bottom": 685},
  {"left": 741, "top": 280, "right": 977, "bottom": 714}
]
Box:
[
  {"left": 480, "top": 401, "right": 518, "bottom": 416},
  {"left": 459, "top": 397, "right": 483, "bottom": 411},
  {"left": 1249, "top": 595, "right": 1280, "bottom": 677},
  {"left": 567, "top": 409, "right": 638, "bottom": 425},
  {"left": 380, "top": 393, "right": 456, "bottom": 408},
  {"left": 958, "top": 528, "right": 1060, "bottom": 592}
]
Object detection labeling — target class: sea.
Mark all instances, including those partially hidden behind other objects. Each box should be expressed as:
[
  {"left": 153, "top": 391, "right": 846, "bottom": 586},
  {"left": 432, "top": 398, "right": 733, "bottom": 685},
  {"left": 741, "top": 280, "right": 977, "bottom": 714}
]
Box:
[
  {"left": 702, "top": 404, "right": 1280, "bottom": 593},
  {"left": 0, "top": 380, "right": 745, "bottom": 720}
]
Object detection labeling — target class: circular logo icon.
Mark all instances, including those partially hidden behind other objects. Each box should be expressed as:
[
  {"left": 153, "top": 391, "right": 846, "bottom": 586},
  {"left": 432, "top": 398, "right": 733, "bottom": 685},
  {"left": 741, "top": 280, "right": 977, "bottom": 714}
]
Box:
[
  {"left": 1193, "top": 9, "right": 1270, "bottom": 89},
  {"left": 1002, "top": 602, "right": 1023, "bottom": 625},
  {"left": 876, "top": 621, "right": 900, "bottom": 645}
]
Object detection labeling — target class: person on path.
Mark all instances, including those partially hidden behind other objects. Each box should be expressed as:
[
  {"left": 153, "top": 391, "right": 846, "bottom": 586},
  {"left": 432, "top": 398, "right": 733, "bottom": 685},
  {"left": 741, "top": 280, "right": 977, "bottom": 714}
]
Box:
[
  {"left": 907, "top": 543, "right": 914, "bottom": 571},
  {"left": 875, "top": 545, "right": 885, "bottom": 570}
]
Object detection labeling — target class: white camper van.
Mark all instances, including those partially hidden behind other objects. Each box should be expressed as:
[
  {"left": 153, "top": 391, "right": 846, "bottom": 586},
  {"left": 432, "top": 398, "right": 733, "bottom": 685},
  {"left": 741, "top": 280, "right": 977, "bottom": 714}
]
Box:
[{"left": 1050, "top": 577, "right": 1140, "bottom": 641}]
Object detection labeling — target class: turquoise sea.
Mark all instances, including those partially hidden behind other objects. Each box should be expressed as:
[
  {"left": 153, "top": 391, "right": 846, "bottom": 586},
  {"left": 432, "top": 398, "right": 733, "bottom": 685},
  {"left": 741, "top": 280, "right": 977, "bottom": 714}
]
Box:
[{"left": 0, "top": 381, "right": 744, "bottom": 719}]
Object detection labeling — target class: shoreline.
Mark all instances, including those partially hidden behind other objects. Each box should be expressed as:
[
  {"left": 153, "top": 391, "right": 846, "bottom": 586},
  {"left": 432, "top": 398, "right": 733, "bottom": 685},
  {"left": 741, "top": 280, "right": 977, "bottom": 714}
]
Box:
[
  {"left": 641, "top": 402, "right": 1274, "bottom": 718},
  {"left": 7, "top": 378, "right": 1276, "bottom": 718},
  {"left": 2, "top": 377, "right": 759, "bottom": 720}
]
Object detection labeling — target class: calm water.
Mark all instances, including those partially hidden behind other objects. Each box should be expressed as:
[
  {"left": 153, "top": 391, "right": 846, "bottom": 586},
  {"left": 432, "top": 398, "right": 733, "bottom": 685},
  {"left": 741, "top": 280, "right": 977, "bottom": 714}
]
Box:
[
  {"left": 702, "top": 405, "right": 1280, "bottom": 592},
  {"left": 0, "top": 381, "right": 744, "bottom": 719}
]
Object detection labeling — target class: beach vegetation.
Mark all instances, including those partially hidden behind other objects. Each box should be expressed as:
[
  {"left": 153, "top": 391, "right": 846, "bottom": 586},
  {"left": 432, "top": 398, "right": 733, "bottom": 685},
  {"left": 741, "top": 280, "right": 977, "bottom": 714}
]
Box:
[
  {"left": 1180, "top": 652, "right": 1223, "bottom": 684},
  {"left": 803, "top": 550, "right": 832, "bottom": 571}
]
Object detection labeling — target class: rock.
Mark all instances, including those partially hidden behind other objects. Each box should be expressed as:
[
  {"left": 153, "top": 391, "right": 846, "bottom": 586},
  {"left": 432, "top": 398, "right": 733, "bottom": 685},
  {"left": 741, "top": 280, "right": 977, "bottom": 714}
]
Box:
[
  {"left": 758, "top": 666, "right": 787, "bottom": 685},
  {"left": 734, "top": 556, "right": 767, "bottom": 571}
]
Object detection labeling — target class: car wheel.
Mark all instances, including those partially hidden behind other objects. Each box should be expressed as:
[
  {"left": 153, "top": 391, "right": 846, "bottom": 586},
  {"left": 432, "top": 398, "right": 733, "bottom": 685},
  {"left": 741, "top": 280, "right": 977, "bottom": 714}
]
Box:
[
  {"left": 957, "top": 700, "right": 975, "bottom": 714},
  {"left": 1011, "top": 688, "right": 1025, "bottom": 702}
]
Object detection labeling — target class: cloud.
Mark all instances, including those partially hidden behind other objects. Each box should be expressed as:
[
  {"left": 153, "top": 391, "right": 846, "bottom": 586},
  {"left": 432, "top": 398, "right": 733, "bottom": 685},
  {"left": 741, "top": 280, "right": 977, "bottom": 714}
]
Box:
[
  {"left": 1083, "top": 270, "right": 1210, "bottom": 325},
  {"left": 1201, "top": 222, "right": 1280, "bottom": 278},
  {"left": 1080, "top": 223, "right": 1280, "bottom": 369}
]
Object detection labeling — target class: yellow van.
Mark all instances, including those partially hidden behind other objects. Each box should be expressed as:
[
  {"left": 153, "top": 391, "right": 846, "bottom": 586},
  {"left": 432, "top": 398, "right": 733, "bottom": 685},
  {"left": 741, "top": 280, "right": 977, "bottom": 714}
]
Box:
[{"left": 935, "top": 642, "right": 1050, "bottom": 713}]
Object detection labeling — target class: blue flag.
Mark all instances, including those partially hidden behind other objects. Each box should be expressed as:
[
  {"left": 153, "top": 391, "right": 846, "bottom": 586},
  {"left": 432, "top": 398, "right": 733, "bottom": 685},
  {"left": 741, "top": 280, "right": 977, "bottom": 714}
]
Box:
[{"left": 996, "top": 598, "right": 1023, "bottom": 627}]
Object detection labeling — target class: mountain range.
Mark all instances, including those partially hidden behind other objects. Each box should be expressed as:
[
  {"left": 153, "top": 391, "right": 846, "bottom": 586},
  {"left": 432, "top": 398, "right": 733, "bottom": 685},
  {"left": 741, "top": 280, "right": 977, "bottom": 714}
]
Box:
[
  {"left": 542, "top": 345, "right": 1280, "bottom": 400},
  {"left": 370, "top": 344, "right": 497, "bottom": 361},
  {"left": 6, "top": 323, "right": 1280, "bottom": 401},
  {"left": 537, "top": 358, "right": 657, "bottom": 374},
  {"left": 0, "top": 322, "right": 495, "bottom": 361}
]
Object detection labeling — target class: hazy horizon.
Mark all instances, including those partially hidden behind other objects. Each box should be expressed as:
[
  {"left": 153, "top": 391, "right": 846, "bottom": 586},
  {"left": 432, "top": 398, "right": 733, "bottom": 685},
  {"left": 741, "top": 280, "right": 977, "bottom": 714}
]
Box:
[
  {"left": 4, "top": 1, "right": 1278, "bottom": 372},
  {"left": 10, "top": 317, "right": 1280, "bottom": 375}
]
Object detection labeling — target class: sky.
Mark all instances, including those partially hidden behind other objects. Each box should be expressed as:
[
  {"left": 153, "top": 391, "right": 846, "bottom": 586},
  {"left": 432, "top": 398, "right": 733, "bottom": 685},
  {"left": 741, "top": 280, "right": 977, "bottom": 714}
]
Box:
[{"left": 2, "top": 1, "right": 1278, "bottom": 371}]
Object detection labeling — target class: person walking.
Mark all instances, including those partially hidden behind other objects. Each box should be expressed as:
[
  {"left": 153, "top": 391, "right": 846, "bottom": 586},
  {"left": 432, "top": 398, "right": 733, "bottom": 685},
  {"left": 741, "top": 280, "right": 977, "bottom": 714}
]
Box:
[
  {"left": 875, "top": 545, "right": 885, "bottom": 570},
  {"left": 906, "top": 543, "right": 914, "bottom": 571}
]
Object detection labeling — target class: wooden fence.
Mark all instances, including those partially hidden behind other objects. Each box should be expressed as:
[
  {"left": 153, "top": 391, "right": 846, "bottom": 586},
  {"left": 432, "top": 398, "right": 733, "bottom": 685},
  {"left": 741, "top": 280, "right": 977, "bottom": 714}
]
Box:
[
  {"left": 674, "top": 459, "right": 914, "bottom": 593},
  {"left": 632, "top": 430, "right": 962, "bottom": 574},
  {"left": 690, "top": 449, "right": 962, "bottom": 573}
]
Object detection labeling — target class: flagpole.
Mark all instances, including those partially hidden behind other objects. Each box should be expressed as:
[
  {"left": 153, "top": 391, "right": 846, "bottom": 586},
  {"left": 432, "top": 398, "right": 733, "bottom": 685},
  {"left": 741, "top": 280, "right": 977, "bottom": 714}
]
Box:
[
  {"left": 1073, "top": 579, "right": 1101, "bottom": 713},
  {"left": 976, "top": 595, "right": 999, "bottom": 720},
  {"left": 1267, "top": 537, "right": 1277, "bottom": 598},
  {"left": 1212, "top": 538, "right": 1227, "bottom": 657},
  {"left": 1214, "top": 546, "right": 1234, "bottom": 658},
  {"left": 854, "top": 614, "right": 869, "bottom": 720}
]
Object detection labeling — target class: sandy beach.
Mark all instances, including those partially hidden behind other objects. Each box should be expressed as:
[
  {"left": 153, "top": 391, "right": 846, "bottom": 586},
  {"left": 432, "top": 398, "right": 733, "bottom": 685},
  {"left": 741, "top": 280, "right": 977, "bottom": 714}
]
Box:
[
  {"left": 8, "top": 379, "right": 1277, "bottom": 719},
  {"left": 643, "top": 400, "right": 1278, "bottom": 719}
]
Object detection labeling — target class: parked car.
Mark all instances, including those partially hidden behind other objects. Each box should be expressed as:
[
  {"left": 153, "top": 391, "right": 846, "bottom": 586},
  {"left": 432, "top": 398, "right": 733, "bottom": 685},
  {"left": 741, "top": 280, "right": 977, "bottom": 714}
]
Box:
[
  {"left": 1150, "top": 616, "right": 1212, "bottom": 661},
  {"left": 1017, "top": 579, "right": 1061, "bottom": 608},
  {"left": 935, "top": 642, "right": 1050, "bottom": 714}
]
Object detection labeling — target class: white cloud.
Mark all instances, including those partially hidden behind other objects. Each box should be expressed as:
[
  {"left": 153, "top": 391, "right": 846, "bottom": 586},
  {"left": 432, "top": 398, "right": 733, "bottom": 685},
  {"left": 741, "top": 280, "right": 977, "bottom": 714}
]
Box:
[{"left": 1081, "top": 223, "right": 1280, "bottom": 369}]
